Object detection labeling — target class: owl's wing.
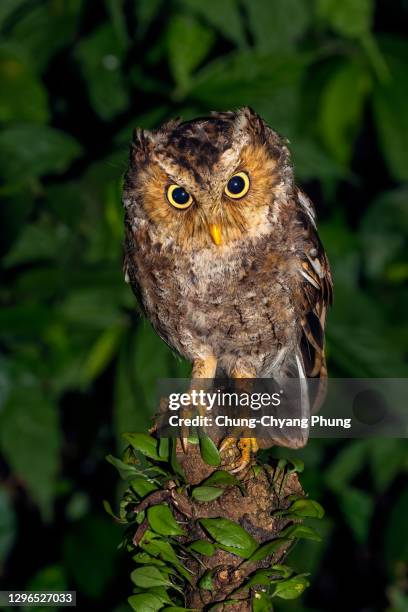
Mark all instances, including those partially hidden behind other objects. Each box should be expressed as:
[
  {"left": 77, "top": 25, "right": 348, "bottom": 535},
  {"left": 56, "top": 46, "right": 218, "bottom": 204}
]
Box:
[{"left": 294, "top": 188, "right": 333, "bottom": 412}]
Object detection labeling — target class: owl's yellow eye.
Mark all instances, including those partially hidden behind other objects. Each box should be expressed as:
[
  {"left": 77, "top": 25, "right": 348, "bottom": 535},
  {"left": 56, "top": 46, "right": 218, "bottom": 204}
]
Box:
[
  {"left": 166, "top": 184, "right": 193, "bottom": 209},
  {"left": 224, "top": 172, "right": 250, "bottom": 199}
]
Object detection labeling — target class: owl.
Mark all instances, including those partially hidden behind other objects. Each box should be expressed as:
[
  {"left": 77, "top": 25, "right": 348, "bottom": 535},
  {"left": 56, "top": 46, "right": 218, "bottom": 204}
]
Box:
[{"left": 123, "top": 107, "right": 332, "bottom": 472}]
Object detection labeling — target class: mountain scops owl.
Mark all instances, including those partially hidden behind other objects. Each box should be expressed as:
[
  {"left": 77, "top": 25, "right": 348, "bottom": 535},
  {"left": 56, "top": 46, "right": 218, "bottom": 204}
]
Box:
[{"left": 123, "top": 107, "right": 332, "bottom": 472}]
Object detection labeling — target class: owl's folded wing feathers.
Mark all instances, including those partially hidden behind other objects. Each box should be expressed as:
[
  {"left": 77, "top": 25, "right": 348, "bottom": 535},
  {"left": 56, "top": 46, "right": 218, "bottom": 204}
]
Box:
[{"left": 295, "top": 188, "right": 333, "bottom": 411}]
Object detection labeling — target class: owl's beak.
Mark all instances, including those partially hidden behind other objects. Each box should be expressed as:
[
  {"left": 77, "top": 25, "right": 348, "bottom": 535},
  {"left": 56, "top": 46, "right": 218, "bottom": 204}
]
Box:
[{"left": 209, "top": 223, "right": 222, "bottom": 246}]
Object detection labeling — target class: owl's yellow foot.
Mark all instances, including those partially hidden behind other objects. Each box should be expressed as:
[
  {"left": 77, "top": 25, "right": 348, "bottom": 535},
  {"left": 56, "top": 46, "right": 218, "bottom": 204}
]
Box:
[{"left": 219, "top": 437, "right": 259, "bottom": 475}]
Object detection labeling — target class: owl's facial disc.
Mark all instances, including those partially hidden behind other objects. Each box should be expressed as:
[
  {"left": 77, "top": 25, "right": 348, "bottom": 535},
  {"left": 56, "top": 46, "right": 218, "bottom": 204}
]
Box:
[{"left": 165, "top": 182, "right": 223, "bottom": 245}]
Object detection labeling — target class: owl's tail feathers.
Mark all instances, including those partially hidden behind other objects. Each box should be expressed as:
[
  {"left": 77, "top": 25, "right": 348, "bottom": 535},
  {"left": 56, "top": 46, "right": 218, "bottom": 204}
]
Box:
[
  {"left": 268, "top": 353, "right": 310, "bottom": 450},
  {"left": 265, "top": 349, "right": 326, "bottom": 450},
  {"left": 283, "top": 346, "right": 329, "bottom": 448}
]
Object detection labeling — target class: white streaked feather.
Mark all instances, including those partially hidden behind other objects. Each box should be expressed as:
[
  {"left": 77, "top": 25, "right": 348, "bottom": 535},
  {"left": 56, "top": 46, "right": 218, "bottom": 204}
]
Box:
[
  {"left": 300, "top": 269, "right": 320, "bottom": 289},
  {"left": 296, "top": 352, "right": 311, "bottom": 431},
  {"left": 297, "top": 191, "right": 316, "bottom": 227},
  {"left": 306, "top": 253, "right": 323, "bottom": 277}
]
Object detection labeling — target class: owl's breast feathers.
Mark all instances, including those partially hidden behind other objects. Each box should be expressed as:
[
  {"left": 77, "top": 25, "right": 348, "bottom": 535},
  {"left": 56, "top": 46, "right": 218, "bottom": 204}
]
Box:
[{"left": 124, "top": 187, "right": 332, "bottom": 391}]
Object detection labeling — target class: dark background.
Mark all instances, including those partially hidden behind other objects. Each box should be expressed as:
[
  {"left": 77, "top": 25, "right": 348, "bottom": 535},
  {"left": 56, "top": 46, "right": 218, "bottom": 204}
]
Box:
[{"left": 0, "top": 1, "right": 407, "bottom": 611}]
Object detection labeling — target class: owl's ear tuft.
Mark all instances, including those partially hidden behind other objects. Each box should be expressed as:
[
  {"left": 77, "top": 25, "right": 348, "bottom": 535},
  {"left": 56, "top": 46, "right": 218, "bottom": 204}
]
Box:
[
  {"left": 160, "top": 116, "right": 182, "bottom": 132},
  {"left": 233, "top": 106, "right": 267, "bottom": 141},
  {"left": 235, "top": 106, "right": 262, "bottom": 126},
  {"left": 130, "top": 128, "right": 157, "bottom": 163},
  {"left": 235, "top": 106, "right": 287, "bottom": 156}
]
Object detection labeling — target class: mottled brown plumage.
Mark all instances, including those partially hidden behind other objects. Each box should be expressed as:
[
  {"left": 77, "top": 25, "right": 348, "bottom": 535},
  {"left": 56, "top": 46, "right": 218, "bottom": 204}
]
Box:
[{"left": 123, "top": 107, "right": 332, "bottom": 453}]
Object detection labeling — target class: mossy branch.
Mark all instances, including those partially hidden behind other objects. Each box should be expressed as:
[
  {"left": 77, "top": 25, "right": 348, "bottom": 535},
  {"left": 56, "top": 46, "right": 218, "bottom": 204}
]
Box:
[{"left": 106, "top": 431, "right": 324, "bottom": 611}]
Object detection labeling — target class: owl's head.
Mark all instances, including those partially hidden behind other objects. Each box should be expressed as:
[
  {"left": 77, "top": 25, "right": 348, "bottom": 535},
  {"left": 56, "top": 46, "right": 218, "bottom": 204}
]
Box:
[{"left": 124, "top": 107, "right": 294, "bottom": 249}]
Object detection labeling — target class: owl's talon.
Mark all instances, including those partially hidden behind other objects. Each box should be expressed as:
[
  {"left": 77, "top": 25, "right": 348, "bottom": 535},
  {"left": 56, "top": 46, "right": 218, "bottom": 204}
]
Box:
[
  {"left": 219, "top": 437, "right": 236, "bottom": 453},
  {"left": 230, "top": 459, "right": 250, "bottom": 474},
  {"left": 220, "top": 437, "right": 259, "bottom": 475}
]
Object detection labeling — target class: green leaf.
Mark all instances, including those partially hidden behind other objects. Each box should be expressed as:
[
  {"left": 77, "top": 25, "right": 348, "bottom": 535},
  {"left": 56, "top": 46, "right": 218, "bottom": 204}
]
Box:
[
  {"left": 132, "top": 324, "right": 175, "bottom": 418},
  {"left": 199, "top": 437, "right": 221, "bottom": 466},
  {"left": 247, "top": 538, "right": 291, "bottom": 562},
  {"left": 180, "top": 0, "right": 246, "bottom": 47},
  {"left": 63, "top": 516, "right": 118, "bottom": 599},
  {"left": 190, "top": 51, "right": 307, "bottom": 110},
  {"left": 141, "top": 534, "right": 193, "bottom": 584},
  {"left": 158, "top": 438, "right": 170, "bottom": 459},
  {"left": 76, "top": 23, "right": 128, "bottom": 119},
  {"left": 58, "top": 288, "right": 123, "bottom": 329},
  {"left": 0, "top": 124, "right": 81, "bottom": 185},
  {"left": 3, "top": 218, "right": 69, "bottom": 268},
  {"left": 191, "top": 486, "right": 224, "bottom": 502},
  {"left": 105, "top": 0, "right": 129, "bottom": 47},
  {"left": 199, "top": 518, "right": 258, "bottom": 558},
  {"left": 201, "top": 469, "right": 244, "bottom": 491},
  {"left": 140, "top": 533, "right": 179, "bottom": 564},
  {"left": 325, "top": 440, "right": 369, "bottom": 491},
  {"left": 105, "top": 454, "right": 141, "bottom": 480},
  {"left": 4, "top": 2, "right": 82, "bottom": 71},
  {"left": 0, "top": 487, "right": 16, "bottom": 563},
  {"left": 287, "top": 458, "right": 305, "bottom": 474},
  {"left": 81, "top": 325, "right": 124, "bottom": 383},
  {"left": 144, "top": 586, "right": 173, "bottom": 605},
  {"left": 319, "top": 60, "right": 371, "bottom": 165},
  {"left": 292, "top": 138, "right": 345, "bottom": 182},
  {"left": 132, "top": 556, "right": 176, "bottom": 580},
  {"left": 245, "top": 0, "right": 310, "bottom": 52},
  {"left": 102, "top": 499, "right": 124, "bottom": 523},
  {"left": 199, "top": 569, "right": 214, "bottom": 591},
  {"left": 385, "top": 488, "right": 408, "bottom": 567},
  {"left": 114, "top": 337, "right": 153, "bottom": 448},
  {"left": 0, "top": 383, "right": 60, "bottom": 519},
  {"left": 134, "top": 0, "right": 163, "bottom": 39},
  {"left": 27, "top": 564, "right": 67, "bottom": 591},
  {"left": 166, "top": 14, "right": 215, "bottom": 89},
  {"left": 123, "top": 433, "right": 162, "bottom": 461},
  {"left": 316, "top": 0, "right": 373, "bottom": 39},
  {"left": 372, "top": 39, "right": 408, "bottom": 181},
  {"left": 133, "top": 551, "right": 166, "bottom": 566},
  {"left": 369, "top": 439, "right": 407, "bottom": 493},
  {"left": 0, "top": 46, "right": 48, "bottom": 123},
  {"left": 128, "top": 593, "right": 164, "bottom": 612},
  {"left": 131, "top": 565, "right": 172, "bottom": 588},
  {"left": 147, "top": 505, "right": 185, "bottom": 536},
  {"left": 131, "top": 478, "right": 159, "bottom": 498},
  {"left": 246, "top": 569, "right": 278, "bottom": 588},
  {"left": 273, "top": 575, "right": 310, "bottom": 599},
  {"left": 361, "top": 187, "right": 408, "bottom": 280},
  {"left": 287, "top": 499, "right": 325, "bottom": 519},
  {"left": 187, "top": 539, "right": 216, "bottom": 556},
  {"left": 269, "top": 564, "right": 293, "bottom": 579},
  {"left": 0, "top": 1, "right": 27, "bottom": 27},
  {"left": 252, "top": 591, "right": 274, "bottom": 612},
  {"left": 170, "top": 437, "right": 186, "bottom": 481},
  {"left": 280, "top": 524, "right": 322, "bottom": 542},
  {"left": 338, "top": 488, "right": 373, "bottom": 543}
]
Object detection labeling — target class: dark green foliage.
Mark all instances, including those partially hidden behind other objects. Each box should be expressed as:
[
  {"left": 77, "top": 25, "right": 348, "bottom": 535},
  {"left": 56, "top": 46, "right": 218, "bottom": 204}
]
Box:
[
  {"left": 0, "top": 1, "right": 407, "bottom": 610},
  {"left": 199, "top": 437, "right": 221, "bottom": 467}
]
